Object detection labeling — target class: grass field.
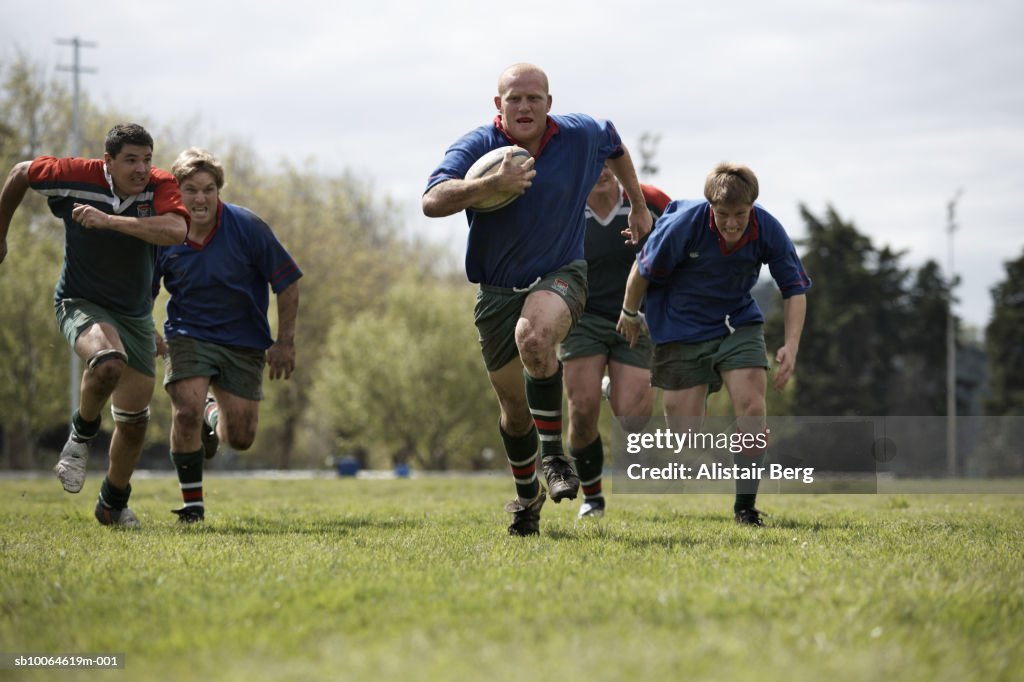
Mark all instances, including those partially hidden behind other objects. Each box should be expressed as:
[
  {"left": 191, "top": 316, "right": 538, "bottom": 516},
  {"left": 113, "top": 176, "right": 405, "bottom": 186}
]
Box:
[{"left": 1, "top": 474, "right": 1022, "bottom": 682}]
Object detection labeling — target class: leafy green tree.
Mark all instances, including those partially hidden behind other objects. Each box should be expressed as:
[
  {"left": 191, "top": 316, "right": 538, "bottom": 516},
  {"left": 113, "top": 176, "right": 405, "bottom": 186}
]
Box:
[
  {"left": 309, "top": 275, "right": 499, "bottom": 470},
  {"left": 986, "top": 248, "right": 1024, "bottom": 415},
  {"left": 220, "top": 165, "right": 410, "bottom": 468},
  {"left": 783, "top": 205, "right": 962, "bottom": 418},
  {"left": 2, "top": 56, "right": 68, "bottom": 161},
  {"left": 788, "top": 205, "right": 893, "bottom": 415},
  {"left": 893, "top": 260, "right": 955, "bottom": 415},
  {"left": 0, "top": 228, "right": 67, "bottom": 467},
  {"left": 0, "top": 57, "right": 76, "bottom": 466}
]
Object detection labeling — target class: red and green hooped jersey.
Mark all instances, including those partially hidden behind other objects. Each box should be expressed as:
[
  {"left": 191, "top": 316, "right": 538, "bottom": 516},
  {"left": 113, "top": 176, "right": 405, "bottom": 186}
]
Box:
[{"left": 28, "top": 156, "right": 188, "bottom": 317}]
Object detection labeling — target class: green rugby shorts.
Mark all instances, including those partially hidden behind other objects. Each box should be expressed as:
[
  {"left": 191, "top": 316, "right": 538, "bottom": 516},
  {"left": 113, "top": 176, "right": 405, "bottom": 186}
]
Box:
[
  {"left": 56, "top": 298, "right": 156, "bottom": 376},
  {"left": 473, "top": 260, "right": 588, "bottom": 372},
  {"left": 651, "top": 324, "right": 769, "bottom": 393}
]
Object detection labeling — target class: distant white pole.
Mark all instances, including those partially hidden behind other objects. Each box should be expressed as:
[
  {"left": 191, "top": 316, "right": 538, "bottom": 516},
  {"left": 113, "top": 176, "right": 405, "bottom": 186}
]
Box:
[
  {"left": 946, "top": 189, "right": 963, "bottom": 477},
  {"left": 56, "top": 37, "right": 97, "bottom": 416}
]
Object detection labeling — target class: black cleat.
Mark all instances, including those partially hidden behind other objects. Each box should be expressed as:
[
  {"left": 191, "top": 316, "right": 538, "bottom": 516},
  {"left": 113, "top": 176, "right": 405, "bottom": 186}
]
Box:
[
  {"left": 201, "top": 395, "right": 219, "bottom": 459},
  {"left": 734, "top": 507, "right": 765, "bottom": 526},
  {"left": 504, "top": 490, "right": 546, "bottom": 537},
  {"left": 172, "top": 506, "right": 205, "bottom": 523},
  {"left": 542, "top": 455, "right": 580, "bottom": 503}
]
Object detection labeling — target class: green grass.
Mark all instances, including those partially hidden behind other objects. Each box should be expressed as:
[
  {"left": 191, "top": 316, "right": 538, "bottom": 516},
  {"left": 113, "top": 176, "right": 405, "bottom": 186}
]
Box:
[{"left": 1, "top": 475, "right": 1022, "bottom": 682}]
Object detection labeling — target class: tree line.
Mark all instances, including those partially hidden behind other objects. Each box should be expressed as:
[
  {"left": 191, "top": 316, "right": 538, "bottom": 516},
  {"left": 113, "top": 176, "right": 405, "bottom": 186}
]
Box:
[{"left": 1, "top": 56, "right": 1021, "bottom": 472}]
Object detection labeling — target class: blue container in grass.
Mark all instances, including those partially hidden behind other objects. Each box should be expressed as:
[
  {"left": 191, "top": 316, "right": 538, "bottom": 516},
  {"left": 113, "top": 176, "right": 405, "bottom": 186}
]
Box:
[
  {"left": 336, "top": 456, "right": 360, "bottom": 477},
  {"left": 394, "top": 462, "right": 411, "bottom": 478}
]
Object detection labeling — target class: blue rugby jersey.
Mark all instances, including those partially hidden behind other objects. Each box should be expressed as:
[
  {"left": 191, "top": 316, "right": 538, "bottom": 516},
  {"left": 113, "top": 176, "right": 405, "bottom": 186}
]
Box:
[
  {"left": 153, "top": 202, "right": 302, "bottom": 349},
  {"left": 425, "top": 114, "right": 623, "bottom": 289},
  {"left": 637, "top": 200, "right": 811, "bottom": 344},
  {"left": 28, "top": 156, "right": 189, "bottom": 317}
]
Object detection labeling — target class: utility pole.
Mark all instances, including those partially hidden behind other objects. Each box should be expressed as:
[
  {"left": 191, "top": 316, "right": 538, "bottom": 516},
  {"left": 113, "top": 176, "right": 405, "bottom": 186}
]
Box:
[
  {"left": 56, "top": 37, "right": 97, "bottom": 415},
  {"left": 946, "top": 189, "right": 963, "bottom": 477}
]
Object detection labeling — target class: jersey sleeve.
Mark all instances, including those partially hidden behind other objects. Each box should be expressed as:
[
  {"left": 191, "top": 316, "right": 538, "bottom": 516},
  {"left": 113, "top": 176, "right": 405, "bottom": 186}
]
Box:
[
  {"left": 759, "top": 209, "right": 812, "bottom": 298},
  {"left": 424, "top": 126, "right": 492, "bottom": 193},
  {"left": 241, "top": 209, "right": 303, "bottom": 294},
  {"left": 27, "top": 155, "right": 104, "bottom": 189},
  {"left": 559, "top": 113, "right": 624, "bottom": 162},
  {"left": 27, "top": 157, "right": 106, "bottom": 218},
  {"left": 150, "top": 169, "right": 190, "bottom": 226},
  {"left": 26, "top": 156, "right": 67, "bottom": 188},
  {"left": 267, "top": 247, "right": 302, "bottom": 294},
  {"left": 596, "top": 118, "right": 624, "bottom": 160},
  {"left": 27, "top": 156, "right": 95, "bottom": 195},
  {"left": 636, "top": 200, "right": 695, "bottom": 284}
]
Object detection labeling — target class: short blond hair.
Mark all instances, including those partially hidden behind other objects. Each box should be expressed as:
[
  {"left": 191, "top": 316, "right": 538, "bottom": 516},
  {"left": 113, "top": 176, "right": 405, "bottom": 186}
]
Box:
[
  {"left": 704, "top": 163, "right": 759, "bottom": 206},
  {"left": 171, "top": 147, "right": 225, "bottom": 189}
]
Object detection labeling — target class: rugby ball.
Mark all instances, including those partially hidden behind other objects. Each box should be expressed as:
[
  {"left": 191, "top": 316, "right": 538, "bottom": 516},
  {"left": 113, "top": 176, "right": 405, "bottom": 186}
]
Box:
[{"left": 465, "top": 145, "right": 531, "bottom": 212}]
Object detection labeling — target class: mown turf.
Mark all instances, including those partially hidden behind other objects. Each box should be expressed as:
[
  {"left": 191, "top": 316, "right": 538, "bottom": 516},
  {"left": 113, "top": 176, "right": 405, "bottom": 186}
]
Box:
[{"left": 1, "top": 475, "right": 1022, "bottom": 681}]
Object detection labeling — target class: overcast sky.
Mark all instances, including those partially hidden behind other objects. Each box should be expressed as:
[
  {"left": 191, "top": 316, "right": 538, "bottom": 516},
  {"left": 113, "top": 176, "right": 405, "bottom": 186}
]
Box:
[{"left": 4, "top": 0, "right": 1022, "bottom": 329}]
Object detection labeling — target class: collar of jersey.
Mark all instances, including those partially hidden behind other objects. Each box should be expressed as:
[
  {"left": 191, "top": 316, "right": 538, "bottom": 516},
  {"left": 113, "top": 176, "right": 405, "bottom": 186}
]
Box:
[
  {"left": 102, "top": 163, "right": 142, "bottom": 214},
  {"left": 185, "top": 201, "right": 224, "bottom": 249},
  {"left": 493, "top": 115, "right": 560, "bottom": 156},
  {"left": 585, "top": 188, "right": 629, "bottom": 227}
]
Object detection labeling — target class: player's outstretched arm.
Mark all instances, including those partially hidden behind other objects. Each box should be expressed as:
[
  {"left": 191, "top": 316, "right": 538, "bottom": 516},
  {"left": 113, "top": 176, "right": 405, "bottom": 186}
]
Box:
[
  {"left": 0, "top": 161, "right": 32, "bottom": 264},
  {"left": 773, "top": 293, "right": 806, "bottom": 391},
  {"left": 267, "top": 281, "right": 300, "bottom": 381},
  {"left": 70, "top": 204, "right": 187, "bottom": 246},
  {"left": 606, "top": 147, "right": 651, "bottom": 244},
  {"left": 617, "top": 261, "right": 651, "bottom": 347}
]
